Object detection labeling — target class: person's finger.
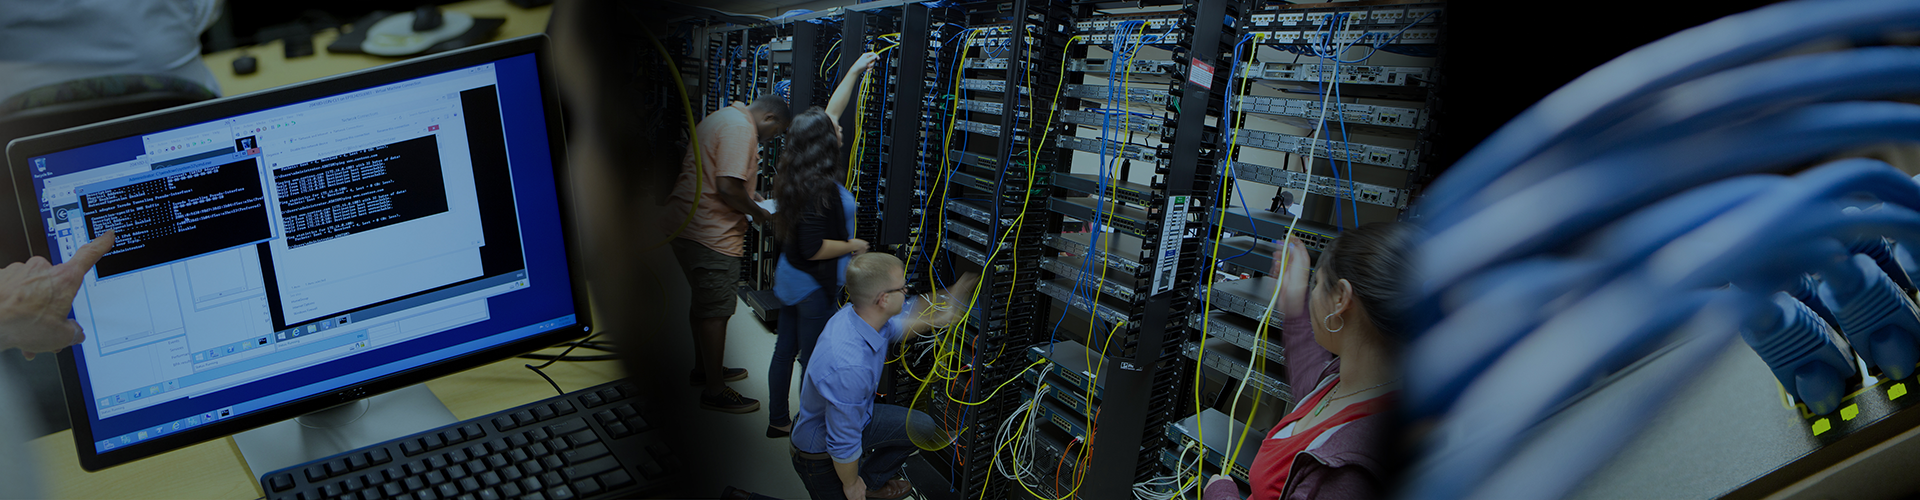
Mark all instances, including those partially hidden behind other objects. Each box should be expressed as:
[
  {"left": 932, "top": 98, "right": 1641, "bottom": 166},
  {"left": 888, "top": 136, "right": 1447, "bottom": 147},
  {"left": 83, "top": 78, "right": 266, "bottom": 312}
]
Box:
[
  {"left": 70, "top": 318, "right": 86, "bottom": 346},
  {"left": 21, "top": 350, "right": 33, "bottom": 361},
  {"left": 55, "top": 230, "right": 116, "bottom": 283}
]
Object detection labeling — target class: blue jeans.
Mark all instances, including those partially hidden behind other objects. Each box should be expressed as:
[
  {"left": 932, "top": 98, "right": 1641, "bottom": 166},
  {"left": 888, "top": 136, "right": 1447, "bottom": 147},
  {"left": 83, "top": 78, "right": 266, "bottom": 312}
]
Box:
[
  {"left": 791, "top": 404, "right": 937, "bottom": 500},
  {"left": 770, "top": 288, "right": 837, "bottom": 427}
]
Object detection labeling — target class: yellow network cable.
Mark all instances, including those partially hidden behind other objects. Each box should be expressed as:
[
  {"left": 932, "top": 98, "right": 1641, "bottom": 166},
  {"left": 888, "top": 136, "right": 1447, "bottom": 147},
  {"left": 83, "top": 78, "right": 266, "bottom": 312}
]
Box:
[
  {"left": 1195, "top": 32, "right": 1264, "bottom": 492},
  {"left": 638, "top": 25, "right": 702, "bottom": 253}
]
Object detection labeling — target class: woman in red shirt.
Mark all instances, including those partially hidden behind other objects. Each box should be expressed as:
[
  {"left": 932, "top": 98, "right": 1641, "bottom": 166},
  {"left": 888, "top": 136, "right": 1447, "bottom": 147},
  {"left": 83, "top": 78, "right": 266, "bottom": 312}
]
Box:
[{"left": 1205, "top": 222, "right": 1415, "bottom": 500}]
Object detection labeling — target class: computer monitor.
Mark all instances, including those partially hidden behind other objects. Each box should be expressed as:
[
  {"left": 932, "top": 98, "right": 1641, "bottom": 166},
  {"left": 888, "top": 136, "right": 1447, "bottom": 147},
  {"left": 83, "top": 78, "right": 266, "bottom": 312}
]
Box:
[{"left": 5, "top": 35, "right": 591, "bottom": 473}]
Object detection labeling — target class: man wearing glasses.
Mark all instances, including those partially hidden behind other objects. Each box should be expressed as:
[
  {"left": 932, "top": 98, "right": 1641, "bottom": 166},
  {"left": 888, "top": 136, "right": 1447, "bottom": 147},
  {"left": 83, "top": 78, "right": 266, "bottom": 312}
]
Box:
[{"left": 787, "top": 253, "right": 977, "bottom": 500}]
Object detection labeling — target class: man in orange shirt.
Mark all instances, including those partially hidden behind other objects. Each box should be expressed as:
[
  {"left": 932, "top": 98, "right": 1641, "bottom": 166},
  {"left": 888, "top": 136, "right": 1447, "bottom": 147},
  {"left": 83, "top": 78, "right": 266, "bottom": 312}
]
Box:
[{"left": 666, "top": 96, "right": 789, "bottom": 413}]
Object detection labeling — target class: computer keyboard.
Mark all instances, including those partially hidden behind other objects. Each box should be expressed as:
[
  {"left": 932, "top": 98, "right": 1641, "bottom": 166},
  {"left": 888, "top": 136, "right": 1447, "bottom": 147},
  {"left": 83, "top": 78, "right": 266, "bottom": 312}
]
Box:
[{"left": 259, "top": 379, "right": 675, "bottom": 500}]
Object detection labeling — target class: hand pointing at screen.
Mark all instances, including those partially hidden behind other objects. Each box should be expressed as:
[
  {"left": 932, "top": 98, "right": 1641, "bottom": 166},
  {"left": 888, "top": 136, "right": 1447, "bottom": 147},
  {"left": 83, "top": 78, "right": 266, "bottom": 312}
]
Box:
[{"left": 0, "top": 231, "right": 116, "bottom": 360}]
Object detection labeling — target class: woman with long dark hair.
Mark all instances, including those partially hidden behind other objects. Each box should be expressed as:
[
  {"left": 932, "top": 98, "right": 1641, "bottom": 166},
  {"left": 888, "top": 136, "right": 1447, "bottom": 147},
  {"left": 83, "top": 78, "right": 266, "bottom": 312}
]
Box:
[
  {"left": 1205, "top": 222, "right": 1416, "bottom": 500},
  {"left": 766, "top": 52, "right": 880, "bottom": 439}
]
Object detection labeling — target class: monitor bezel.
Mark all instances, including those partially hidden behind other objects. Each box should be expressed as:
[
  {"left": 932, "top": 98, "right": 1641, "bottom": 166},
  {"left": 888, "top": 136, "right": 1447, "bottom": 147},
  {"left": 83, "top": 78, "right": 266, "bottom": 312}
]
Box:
[{"left": 6, "top": 34, "right": 594, "bottom": 472}]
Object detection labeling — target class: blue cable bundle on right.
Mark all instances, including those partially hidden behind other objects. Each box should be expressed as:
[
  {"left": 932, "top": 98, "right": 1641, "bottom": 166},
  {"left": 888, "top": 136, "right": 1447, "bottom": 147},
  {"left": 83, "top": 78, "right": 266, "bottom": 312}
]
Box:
[{"left": 1743, "top": 291, "right": 1857, "bottom": 416}]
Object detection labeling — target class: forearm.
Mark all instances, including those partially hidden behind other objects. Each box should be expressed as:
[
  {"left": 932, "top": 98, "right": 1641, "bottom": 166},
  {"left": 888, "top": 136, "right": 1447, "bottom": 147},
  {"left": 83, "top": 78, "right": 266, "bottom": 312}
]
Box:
[
  {"left": 811, "top": 240, "right": 859, "bottom": 260},
  {"left": 826, "top": 67, "right": 865, "bottom": 118},
  {"left": 834, "top": 459, "right": 861, "bottom": 487},
  {"left": 716, "top": 184, "right": 770, "bottom": 220}
]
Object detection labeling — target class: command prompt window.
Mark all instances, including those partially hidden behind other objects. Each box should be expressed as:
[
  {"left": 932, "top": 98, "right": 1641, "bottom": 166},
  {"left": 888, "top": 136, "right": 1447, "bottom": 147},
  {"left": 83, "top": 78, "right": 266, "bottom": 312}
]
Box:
[
  {"left": 79, "top": 158, "right": 272, "bottom": 278},
  {"left": 272, "top": 135, "right": 450, "bottom": 249}
]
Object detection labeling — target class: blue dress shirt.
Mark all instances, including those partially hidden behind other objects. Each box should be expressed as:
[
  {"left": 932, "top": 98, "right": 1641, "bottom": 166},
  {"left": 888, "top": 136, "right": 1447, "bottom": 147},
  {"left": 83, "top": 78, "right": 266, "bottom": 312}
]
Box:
[{"left": 790, "top": 298, "right": 918, "bottom": 463}]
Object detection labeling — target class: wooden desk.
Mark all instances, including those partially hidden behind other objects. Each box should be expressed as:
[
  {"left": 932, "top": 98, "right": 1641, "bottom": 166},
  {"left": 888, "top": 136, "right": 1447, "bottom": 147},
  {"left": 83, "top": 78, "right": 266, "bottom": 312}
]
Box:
[
  {"left": 201, "top": 0, "right": 551, "bottom": 97},
  {"left": 30, "top": 347, "right": 624, "bottom": 499}
]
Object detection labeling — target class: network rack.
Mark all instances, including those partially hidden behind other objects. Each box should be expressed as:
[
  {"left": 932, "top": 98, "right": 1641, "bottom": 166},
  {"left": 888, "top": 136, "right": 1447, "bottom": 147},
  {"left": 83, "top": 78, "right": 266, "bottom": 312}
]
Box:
[{"left": 1165, "top": 408, "right": 1266, "bottom": 483}]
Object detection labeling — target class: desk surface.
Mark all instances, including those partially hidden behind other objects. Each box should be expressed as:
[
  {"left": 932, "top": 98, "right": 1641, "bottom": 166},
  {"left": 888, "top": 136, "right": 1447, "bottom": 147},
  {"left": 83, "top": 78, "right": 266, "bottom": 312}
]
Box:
[
  {"left": 30, "top": 347, "right": 623, "bottom": 499},
  {"left": 34, "top": 4, "right": 575, "bottom": 497},
  {"left": 201, "top": 0, "right": 551, "bottom": 97}
]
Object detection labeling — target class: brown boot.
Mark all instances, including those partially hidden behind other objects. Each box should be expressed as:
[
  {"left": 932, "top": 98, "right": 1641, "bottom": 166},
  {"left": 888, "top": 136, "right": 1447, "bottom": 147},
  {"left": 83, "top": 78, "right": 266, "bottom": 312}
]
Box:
[{"left": 865, "top": 479, "right": 913, "bottom": 499}]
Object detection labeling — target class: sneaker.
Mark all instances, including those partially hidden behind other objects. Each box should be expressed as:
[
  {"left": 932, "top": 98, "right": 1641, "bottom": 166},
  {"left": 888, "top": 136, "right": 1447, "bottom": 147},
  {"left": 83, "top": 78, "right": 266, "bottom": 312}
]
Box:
[
  {"left": 720, "top": 485, "right": 754, "bottom": 499},
  {"left": 766, "top": 424, "right": 791, "bottom": 438},
  {"left": 866, "top": 479, "right": 913, "bottom": 500},
  {"left": 689, "top": 367, "right": 749, "bottom": 386},
  {"left": 699, "top": 387, "right": 760, "bottom": 414}
]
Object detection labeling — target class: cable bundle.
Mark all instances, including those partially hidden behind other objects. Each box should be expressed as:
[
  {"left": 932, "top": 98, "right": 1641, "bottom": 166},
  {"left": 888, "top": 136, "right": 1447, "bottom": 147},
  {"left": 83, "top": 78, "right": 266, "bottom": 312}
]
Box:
[{"left": 1398, "top": 1, "right": 1920, "bottom": 499}]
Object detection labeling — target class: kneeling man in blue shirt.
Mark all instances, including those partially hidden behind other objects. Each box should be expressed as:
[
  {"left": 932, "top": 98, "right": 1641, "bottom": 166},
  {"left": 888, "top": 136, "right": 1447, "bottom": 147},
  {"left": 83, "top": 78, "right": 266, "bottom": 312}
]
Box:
[{"left": 789, "top": 252, "right": 977, "bottom": 500}]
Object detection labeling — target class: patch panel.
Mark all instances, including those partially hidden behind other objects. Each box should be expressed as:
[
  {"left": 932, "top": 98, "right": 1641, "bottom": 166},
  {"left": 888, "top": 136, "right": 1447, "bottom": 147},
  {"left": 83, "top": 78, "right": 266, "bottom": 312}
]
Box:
[
  {"left": 1229, "top": 128, "right": 1414, "bottom": 170},
  {"left": 953, "top": 119, "right": 1002, "bottom": 137},
  {"left": 1048, "top": 197, "right": 1157, "bottom": 239},
  {"left": 1203, "top": 277, "right": 1282, "bottom": 323},
  {"left": 1062, "top": 84, "right": 1173, "bottom": 105},
  {"left": 1254, "top": 62, "right": 1432, "bottom": 88},
  {"left": 1042, "top": 231, "right": 1147, "bottom": 276},
  {"left": 1232, "top": 95, "right": 1426, "bottom": 130},
  {"left": 1208, "top": 207, "right": 1337, "bottom": 254},
  {"left": 1252, "top": 28, "right": 1440, "bottom": 45},
  {"left": 1228, "top": 161, "right": 1407, "bottom": 208},
  {"left": 1061, "top": 109, "right": 1165, "bottom": 135},
  {"left": 1038, "top": 278, "right": 1134, "bottom": 326},
  {"left": 958, "top": 78, "right": 1031, "bottom": 94},
  {"left": 1055, "top": 135, "right": 1160, "bottom": 162},
  {"left": 1182, "top": 338, "right": 1293, "bottom": 402},
  {"left": 949, "top": 98, "right": 1030, "bottom": 119},
  {"left": 1025, "top": 340, "right": 1109, "bottom": 401},
  {"left": 1188, "top": 311, "right": 1286, "bottom": 365},
  {"left": 1040, "top": 256, "right": 1139, "bottom": 302},
  {"left": 1053, "top": 172, "right": 1158, "bottom": 208}
]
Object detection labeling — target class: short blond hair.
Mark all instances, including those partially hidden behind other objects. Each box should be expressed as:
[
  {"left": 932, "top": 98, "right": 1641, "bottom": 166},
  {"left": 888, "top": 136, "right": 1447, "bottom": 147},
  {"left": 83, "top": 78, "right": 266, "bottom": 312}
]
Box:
[{"left": 846, "top": 252, "right": 904, "bottom": 301}]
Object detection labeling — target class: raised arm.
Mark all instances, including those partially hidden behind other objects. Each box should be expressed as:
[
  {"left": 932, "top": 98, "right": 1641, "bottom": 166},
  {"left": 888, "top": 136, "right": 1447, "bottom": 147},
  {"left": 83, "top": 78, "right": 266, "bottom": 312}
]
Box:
[
  {"left": 826, "top": 52, "right": 881, "bottom": 122},
  {"left": 899, "top": 272, "right": 980, "bottom": 338}
]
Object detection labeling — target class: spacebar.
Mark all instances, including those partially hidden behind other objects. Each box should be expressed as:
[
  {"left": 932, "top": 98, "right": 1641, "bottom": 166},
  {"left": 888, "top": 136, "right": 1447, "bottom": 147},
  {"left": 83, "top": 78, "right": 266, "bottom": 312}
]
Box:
[{"left": 562, "top": 456, "right": 621, "bottom": 480}]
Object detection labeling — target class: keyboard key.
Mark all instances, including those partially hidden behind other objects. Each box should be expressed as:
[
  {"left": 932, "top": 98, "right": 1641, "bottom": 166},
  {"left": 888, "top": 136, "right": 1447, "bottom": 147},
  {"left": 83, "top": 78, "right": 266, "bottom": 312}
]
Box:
[
  {"left": 492, "top": 416, "right": 516, "bottom": 432},
  {"left": 541, "top": 471, "right": 565, "bottom": 490},
  {"left": 479, "top": 471, "right": 501, "bottom": 487},
  {"left": 459, "top": 424, "right": 484, "bottom": 441},
  {"left": 546, "top": 439, "right": 570, "bottom": 452},
  {"left": 455, "top": 494, "right": 476, "bottom": 500},
  {"left": 509, "top": 449, "right": 530, "bottom": 463},
  {"left": 500, "top": 467, "right": 524, "bottom": 482},
  {"left": 498, "top": 484, "right": 522, "bottom": 498},
  {"left": 485, "top": 441, "right": 509, "bottom": 454},
  {"left": 269, "top": 474, "right": 295, "bottom": 492},
  {"left": 477, "top": 489, "right": 501, "bottom": 500},
  {"left": 436, "top": 483, "right": 459, "bottom": 498},
  {"left": 552, "top": 401, "right": 576, "bottom": 415},
  {"left": 384, "top": 482, "right": 406, "bottom": 497},
  {"left": 542, "top": 456, "right": 565, "bottom": 470},
  {"left": 638, "top": 458, "right": 664, "bottom": 479},
  {"left": 383, "top": 467, "right": 404, "bottom": 482},
  {"left": 422, "top": 434, "right": 445, "bottom": 450},
  {"left": 406, "top": 461, "right": 431, "bottom": 475},
  {"left": 593, "top": 411, "right": 617, "bottom": 426},
  {"left": 414, "top": 490, "right": 439, "bottom": 500},
  {"left": 527, "top": 428, "right": 551, "bottom": 442},
  {"left": 560, "top": 443, "right": 610, "bottom": 465},
  {"left": 344, "top": 476, "right": 365, "bottom": 491},
  {"left": 524, "top": 493, "right": 547, "bottom": 500},
  {"left": 572, "top": 478, "right": 601, "bottom": 497},
  {"left": 465, "top": 444, "right": 486, "bottom": 459},
  {"left": 596, "top": 388, "right": 620, "bottom": 403},
  {"left": 447, "top": 466, "right": 468, "bottom": 480},
  {"left": 520, "top": 460, "right": 544, "bottom": 475},
  {"left": 565, "top": 430, "right": 599, "bottom": 447},
  {"left": 404, "top": 477, "right": 426, "bottom": 492},
  {"left": 521, "top": 476, "right": 544, "bottom": 492},
  {"left": 441, "top": 430, "right": 466, "bottom": 446},
  {"left": 358, "top": 488, "right": 381, "bottom": 500},
  {"left": 528, "top": 443, "right": 550, "bottom": 457},
  {"left": 612, "top": 405, "right": 636, "bottom": 419},
  {"left": 458, "top": 477, "right": 481, "bottom": 493},
  {"left": 348, "top": 454, "right": 371, "bottom": 470},
  {"left": 427, "top": 456, "right": 450, "bottom": 470},
  {"left": 327, "top": 459, "right": 352, "bottom": 477},
  {"left": 486, "top": 455, "right": 509, "bottom": 469},
  {"left": 465, "top": 460, "right": 487, "bottom": 475},
  {"left": 370, "top": 449, "right": 393, "bottom": 465},
  {"left": 363, "top": 472, "right": 384, "bottom": 486},
  {"left": 598, "top": 470, "right": 633, "bottom": 488},
  {"left": 510, "top": 410, "right": 535, "bottom": 425},
  {"left": 561, "top": 456, "right": 619, "bottom": 481},
  {"left": 579, "top": 392, "right": 603, "bottom": 408},
  {"left": 545, "top": 419, "right": 587, "bottom": 437},
  {"left": 322, "top": 483, "right": 344, "bottom": 498},
  {"left": 305, "top": 466, "right": 328, "bottom": 483},
  {"left": 606, "top": 422, "right": 630, "bottom": 437},
  {"left": 446, "top": 449, "right": 469, "bottom": 463},
  {"left": 532, "top": 406, "right": 556, "bottom": 421},
  {"left": 506, "top": 435, "right": 530, "bottom": 448},
  {"left": 401, "top": 441, "right": 426, "bottom": 456},
  {"left": 548, "top": 485, "right": 575, "bottom": 500},
  {"left": 425, "top": 470, "right": 447, "bottom": 485}
]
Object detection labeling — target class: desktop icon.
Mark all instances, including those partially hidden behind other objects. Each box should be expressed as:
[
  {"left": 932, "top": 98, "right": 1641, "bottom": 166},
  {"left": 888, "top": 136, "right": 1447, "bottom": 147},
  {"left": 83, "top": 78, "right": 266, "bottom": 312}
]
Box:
[
  {"left": 32, "top": 157, "right": 45, "bottom": 172},
  {"left": 219, "top": 407, "right": 232, "bottom": 418},
  {"left": 188, "top": 415, "right": 200, "bottom": 425},
  {"left": 308, "top": 325, "right": 318, "bottom": 333},
  {"left": 204, "top": 411, "right": 219, "bottom": 421},
  {"left": 277, "top": 332, "right": 288, "bottom": 341},
  {"left": 171, "top": 422, "right": 180, "bottom": 431},
  {"left": 137, "top": 431, "right": 147, "bottom": 439},
  {"left": 102, "top": 441, "right": 114, "bottom": 450},
  {"left": 225, "top": 345, "right": 236, "bottom": 354}
]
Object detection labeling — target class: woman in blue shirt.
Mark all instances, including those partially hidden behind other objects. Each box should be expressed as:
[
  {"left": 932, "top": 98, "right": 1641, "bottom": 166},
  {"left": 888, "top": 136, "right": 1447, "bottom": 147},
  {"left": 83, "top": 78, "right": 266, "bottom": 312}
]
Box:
[{"left": 767, "top": 52, "right": 879, "bottom": 438}]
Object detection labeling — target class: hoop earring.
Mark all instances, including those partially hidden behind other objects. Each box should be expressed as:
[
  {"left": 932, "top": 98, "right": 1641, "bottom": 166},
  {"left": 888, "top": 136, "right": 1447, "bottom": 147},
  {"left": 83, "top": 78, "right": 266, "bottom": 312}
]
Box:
[{"left": 1324, "top": 312, "right": 1345, "bottom": 333}]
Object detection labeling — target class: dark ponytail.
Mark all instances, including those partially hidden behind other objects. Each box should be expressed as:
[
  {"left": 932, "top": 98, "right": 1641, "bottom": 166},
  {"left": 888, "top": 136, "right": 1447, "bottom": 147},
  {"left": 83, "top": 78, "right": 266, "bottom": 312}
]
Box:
[{"left": 1323, "top": 222, "right": 1420, "bottom": 339}]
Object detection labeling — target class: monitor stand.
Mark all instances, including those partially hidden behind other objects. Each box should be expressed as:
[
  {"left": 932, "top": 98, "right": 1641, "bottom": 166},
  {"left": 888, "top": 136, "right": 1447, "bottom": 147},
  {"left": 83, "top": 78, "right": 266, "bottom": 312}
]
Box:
[{"left": 233, "top": 384, "right": 458, "bottom": 479}]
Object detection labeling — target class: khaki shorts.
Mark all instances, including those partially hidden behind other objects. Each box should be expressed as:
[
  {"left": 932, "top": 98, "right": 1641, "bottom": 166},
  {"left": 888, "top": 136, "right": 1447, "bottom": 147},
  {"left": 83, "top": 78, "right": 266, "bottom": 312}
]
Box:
[{"left": 671, "top": 238, "right": 741, "bottom": 319}]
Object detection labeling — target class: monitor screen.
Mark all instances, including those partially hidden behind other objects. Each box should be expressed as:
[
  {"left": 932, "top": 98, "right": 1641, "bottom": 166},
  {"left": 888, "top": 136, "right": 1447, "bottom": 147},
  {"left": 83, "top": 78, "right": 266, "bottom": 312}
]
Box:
[{"left": 5, "top": 36, "right": 589, "bottom": 471}]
